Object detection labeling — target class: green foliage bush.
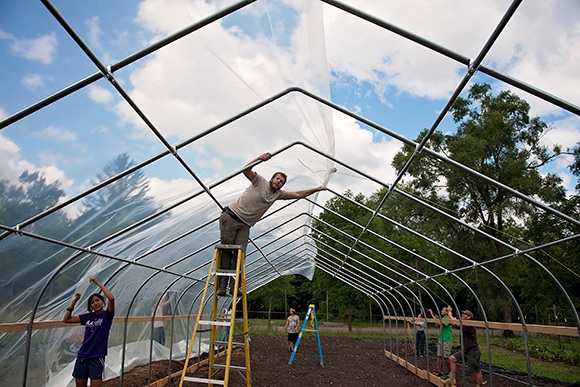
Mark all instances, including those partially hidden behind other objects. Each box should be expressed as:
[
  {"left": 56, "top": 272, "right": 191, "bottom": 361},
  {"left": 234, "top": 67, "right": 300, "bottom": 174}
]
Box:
[{"left": 490, "top": 335, "right": 579, "bottom": 366}]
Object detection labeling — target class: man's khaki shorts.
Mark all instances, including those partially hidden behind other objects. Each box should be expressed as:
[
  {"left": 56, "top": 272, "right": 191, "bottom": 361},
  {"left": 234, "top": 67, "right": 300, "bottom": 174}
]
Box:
[{"left": 436, "top": 341, "right": 452, "bottom": 358}]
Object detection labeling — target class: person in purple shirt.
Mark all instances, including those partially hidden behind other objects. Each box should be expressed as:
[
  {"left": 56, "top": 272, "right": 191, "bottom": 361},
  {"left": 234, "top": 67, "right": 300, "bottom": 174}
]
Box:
[{"left": 63, "top": 276, "right": 115, "bottom": 387}]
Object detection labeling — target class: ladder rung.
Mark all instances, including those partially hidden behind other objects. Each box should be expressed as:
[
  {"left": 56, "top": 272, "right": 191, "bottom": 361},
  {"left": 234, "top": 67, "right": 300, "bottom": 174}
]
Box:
[
  {"left": 304, "top": 328, "right": 318, "bottom": 332},
  {"left": 214, "top": 340, "right": 246, "bottom": 347},
  {"left": 199, "top": 320, "right": 231, "bottom": 327},
  {"left": 215, "top": 293, "right": 242, "bottom": 298},
  {"left": 182, "top": 376, "right": 225, "bottom": 385},
  {"left": 216, "top": 317, "right": 243, "bottom": 322},
  {"left": 213, "top": 364, "right": 247, "bottom": 371},
  {"left": 215, "top": 244, "right": 245, "bottom": 251},
  {"left": 215, "top": 269, "right": 238, "bottom": 277}
]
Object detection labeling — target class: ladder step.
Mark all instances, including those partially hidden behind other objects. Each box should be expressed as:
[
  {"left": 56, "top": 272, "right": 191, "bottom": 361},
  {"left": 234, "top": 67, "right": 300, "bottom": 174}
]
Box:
[
  {"left": 215, "top": 269, "right": 238, "bottom": 277},
  {"left": 215, "top": 293, "right": 241, "bottom": 298},
  {"left": 215, "top": 244, "right": 245, "bottom": 251},
  {"left": 182, "top": 376, "right": 225, "bottom": 385},
  {"left": 198, "top": 320, "right": 231, "bottom": 326},
  {"left": 214, "top": 340, "right": 246, "bottom": 347},
  {"left": 213, "top": 364, "right": 247, "bottom": 371}
]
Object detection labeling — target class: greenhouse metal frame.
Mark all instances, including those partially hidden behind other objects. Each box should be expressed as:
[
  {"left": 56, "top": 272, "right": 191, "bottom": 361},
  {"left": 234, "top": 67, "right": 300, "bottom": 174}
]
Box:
[{"left": 0, "top": 0, "right": 578, "bottom": 386}]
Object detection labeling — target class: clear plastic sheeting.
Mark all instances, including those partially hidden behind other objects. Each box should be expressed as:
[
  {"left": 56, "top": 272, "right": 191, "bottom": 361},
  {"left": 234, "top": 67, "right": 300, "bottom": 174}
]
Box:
[
  {"left": 1, "top": 0, "right": 579, "bottom": 386},
  {"left": 46, "top": 339, "right": 203, "bottom": 387},
  {"left": 0, "top": 1, "right": 334, "bottom": 385}
]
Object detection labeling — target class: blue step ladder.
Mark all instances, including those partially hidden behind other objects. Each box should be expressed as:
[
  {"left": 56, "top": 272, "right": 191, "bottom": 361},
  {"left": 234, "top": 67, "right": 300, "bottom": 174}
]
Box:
[{"left": 288, "top": 304, "right": 325, "bottom": 366}]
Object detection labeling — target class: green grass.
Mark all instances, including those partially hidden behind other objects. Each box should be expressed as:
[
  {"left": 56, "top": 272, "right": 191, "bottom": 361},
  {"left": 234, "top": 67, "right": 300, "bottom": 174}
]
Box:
[
  {"left": 483, "top": 334, "right": 580, "bottom": 384},
  {"left": 489, "top": 334, "right": 580, "bottom": 365},
  {"left": 481, "top": 344, "right": 580, "bottom": 384}
]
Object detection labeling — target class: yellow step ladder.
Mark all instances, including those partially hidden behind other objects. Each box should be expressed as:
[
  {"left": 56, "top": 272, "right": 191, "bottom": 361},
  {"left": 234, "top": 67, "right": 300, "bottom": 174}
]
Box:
[{"left": 179, "top": 244, "right": 252, "bottom": 387}]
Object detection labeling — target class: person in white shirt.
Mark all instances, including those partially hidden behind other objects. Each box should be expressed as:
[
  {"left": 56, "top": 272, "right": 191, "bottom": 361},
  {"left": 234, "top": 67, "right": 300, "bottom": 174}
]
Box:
[
  {"left": 410, "top": 313, "right": 427, "bottom": 356},
  {"left": 151, "top": 291, "right": 175, "bottom": 346},
  {"left": 283, "top": 308, "right": 300, "bottom": 351}
]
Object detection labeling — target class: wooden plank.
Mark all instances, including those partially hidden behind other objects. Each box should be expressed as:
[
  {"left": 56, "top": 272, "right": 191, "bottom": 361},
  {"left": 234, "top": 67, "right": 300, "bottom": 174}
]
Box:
[
  {"left": 385, "top": 350, "right": 443, "bottom": 387},
  {"left": 384, "top": 316, "right": 578, "bottom": 337},
  {"left": 0, "top": 315, "right": 193, "bottom": 333}
]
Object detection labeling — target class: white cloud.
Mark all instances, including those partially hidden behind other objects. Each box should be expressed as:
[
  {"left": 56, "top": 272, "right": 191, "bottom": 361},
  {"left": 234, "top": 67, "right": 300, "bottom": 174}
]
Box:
[
  {"left": 0, "top": 29, "right": 14, "bottom": 40},
  {"left": 542, "top": 115, "right": 580, "bottom": 193},
  {"left": 39, "top": 126, "right": 77, "bottom": 142},
  {"left": 323, "top": 1, "right": 501, "bottom": 100},
  {"left": 331, "top": 112, "right": 401, "bottom": 196},
  {"left": 0, "top": 134, "right": 78, "bottom": 217},
  {"left": 4, "top": 0, "right": 577, "bottom": 212},
  {"left": 92, "top": 124, "right": 109, "bottom": 134},
  {"left": 542, "top": 116, "right": 580, "bottom": 150},
  {"left": 489, "top": 2, "right": 580, "bottom": 112},
  {"left": 135, "top": 0, "right": 219, "bottom": 36},
  {"left": 21, "top": 73, "right": 47, "bottom": 91},
  {"left": 39, "top": 164, "right": 74, "bottom": 190},
  {"left": 111, "top": 0, "right": 579, "bottom": 198},
  {"left": 0, "top": 134, "right": 72, "bottom": 189},
  {"left": 116, "top": 0, "right": 332, "bottom": 165},
  {"left": 148, "top": 176, "right": 199, "bottom": 204},
  {"left": 85, "top": 16, "right": 103, "bottom": 51},
  {"left": 9, "top": 32, "right": 58, "bottom": 64},
  {"left": 88, "top": 85, "right": 114, "bottom": 104},
  {"left": 0, "top": 134, "right": 33, "bottom": 182},
  {"left": 323, "top": 0, "right": 580, "bottom": 112}
]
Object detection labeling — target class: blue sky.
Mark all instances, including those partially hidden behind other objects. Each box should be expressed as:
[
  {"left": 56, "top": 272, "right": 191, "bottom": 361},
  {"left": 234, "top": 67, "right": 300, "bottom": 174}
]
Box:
[{"left": 1, "top": 0, "right": 579, "bottom": 217}]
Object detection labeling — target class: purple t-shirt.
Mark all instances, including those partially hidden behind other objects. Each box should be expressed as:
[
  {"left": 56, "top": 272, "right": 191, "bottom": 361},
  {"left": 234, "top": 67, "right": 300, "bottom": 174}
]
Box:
[{"left": 77, "top": 310, "right": 114, "bottom": 359}]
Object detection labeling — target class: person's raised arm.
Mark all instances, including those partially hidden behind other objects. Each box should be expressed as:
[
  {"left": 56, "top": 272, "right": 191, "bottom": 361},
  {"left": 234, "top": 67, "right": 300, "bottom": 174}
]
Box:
[
  {"left": 427, "top": 308, "right": 440, "bottom": 327},
  {"left": 63, "top": 293, "right": 81, "bottom": 324},
  {"left": 164, "top": 292, "right": 175, "bottom": 307},
  {"left": 242, "top": 152, "right": 272, "bottom": 181},
  {"left": 91, "top": 277, "right": 115, "bottom": 313},
  {"left": 284, "top": 186, "right": 326, "bottom": 199},
  {"left": 447, "top": 305, "right": 454, "bottom": 319}
]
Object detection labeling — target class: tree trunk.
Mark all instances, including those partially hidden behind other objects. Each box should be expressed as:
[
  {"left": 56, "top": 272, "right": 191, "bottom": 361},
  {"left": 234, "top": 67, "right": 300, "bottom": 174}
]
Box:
[{"left": 502, "top": 298, "right": 515, "bottom": 337}]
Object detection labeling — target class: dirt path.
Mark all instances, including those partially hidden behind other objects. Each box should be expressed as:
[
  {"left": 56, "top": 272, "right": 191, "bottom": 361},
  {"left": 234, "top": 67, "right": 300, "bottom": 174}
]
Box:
[{"left": 104, "top": 334, "right": 570, "bottom": 387}]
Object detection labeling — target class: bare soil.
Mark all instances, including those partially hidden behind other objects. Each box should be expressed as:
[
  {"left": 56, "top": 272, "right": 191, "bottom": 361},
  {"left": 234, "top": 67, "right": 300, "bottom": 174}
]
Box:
[{"left": 103, "top": 334, "right": 572, "bottom": 387}]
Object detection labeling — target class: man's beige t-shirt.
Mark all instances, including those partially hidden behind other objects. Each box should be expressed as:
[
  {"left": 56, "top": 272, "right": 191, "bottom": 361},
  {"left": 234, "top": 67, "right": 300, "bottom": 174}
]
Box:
[{"left": 228, "top": 173, "right": 290, "bottom": 226}]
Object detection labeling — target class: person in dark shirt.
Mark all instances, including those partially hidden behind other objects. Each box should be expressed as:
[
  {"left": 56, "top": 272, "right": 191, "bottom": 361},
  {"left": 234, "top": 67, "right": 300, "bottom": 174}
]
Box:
[
  {"left": 442, "top": 310, "right": 484, "bottom": 387},
  {"left": 63, "top": 276, "right": 115, "bottom": 387}
]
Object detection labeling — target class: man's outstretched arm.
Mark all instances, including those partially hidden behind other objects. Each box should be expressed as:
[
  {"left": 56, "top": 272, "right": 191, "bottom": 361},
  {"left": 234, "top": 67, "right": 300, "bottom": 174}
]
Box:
[
  {"left": 285, "top": 186, "right": 326, "bottom": 199},
  {"left": 243, "top": 152, "right": 271, "bottom": 180}
]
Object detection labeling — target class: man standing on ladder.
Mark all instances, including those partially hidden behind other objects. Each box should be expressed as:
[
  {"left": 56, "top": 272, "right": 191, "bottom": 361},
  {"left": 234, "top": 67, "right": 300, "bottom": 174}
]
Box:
[{"left": 218, "top": 152, "right": 326, "bottom": 296}]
